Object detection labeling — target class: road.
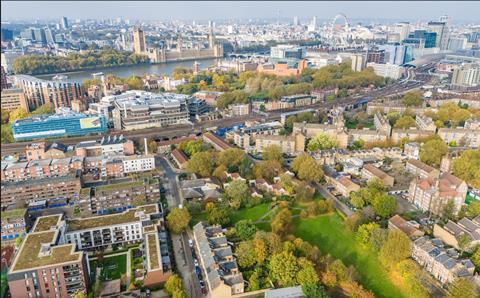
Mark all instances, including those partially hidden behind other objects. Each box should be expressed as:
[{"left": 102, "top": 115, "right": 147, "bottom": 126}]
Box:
[
  {"left": 1, "top": 69, "right": 432, "bottom": 157},
  {"left": 156, "top": 156, "right": 203, "bottom": 298},
  {"left": 314, "top": 182, "right": 354, "bottom": 217}
]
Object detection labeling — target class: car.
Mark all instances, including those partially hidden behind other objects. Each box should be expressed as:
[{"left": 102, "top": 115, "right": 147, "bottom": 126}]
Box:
[
  {"left": 194, "top": 259, "right": 199, "bottom": 267},
  {"left": 195, "top": 266, "right": 201, "bottom": 275},
  {"left": 188, "top": 239, "right": 193, "bottom": 248},
  {"left": 199, "top": 281, "right": 205, "bottom": 289}
]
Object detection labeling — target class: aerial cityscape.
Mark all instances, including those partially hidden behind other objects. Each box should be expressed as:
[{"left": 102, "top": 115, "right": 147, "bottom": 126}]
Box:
[{"left": 1, "top": 1, "right": 480, "bottom": 298}]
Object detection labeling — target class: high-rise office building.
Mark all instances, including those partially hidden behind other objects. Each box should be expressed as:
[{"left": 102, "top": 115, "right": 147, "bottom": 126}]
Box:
[
  {"left": 428, "top": 21, "right": 449, "bottom": 50},
  {"left": 451, "top": 64, "right": 480, "bottom": 87},
  {"left": 448, "top": 37, "right": 467, "bottom": 51},
  {"left": 379, "top": 44, "right": 407, "bottom": 65},
  {"left": 293, "top": 16, "right": 299, "bottom": 26},
  {"left": 61, "top": 16, "right": 69, "bottom": 29},
  {"left": 366, "top": 49, "right": 386, "bottom": 64},
  {"left": 396, "top": 22, "right": 411, "bottom": 41},
  {"left": 351, "top": 54, "right": 366, "bottom": 72},
  {"left": 44, "top": 28, "right": 55, "bottom": 44},
  {"left": 133, "top": 27, "right": 147, "bottom": 54},
  {"left": 33, "top": 28, "right": 46, "bottom": 45},
  {"left": 20, "top": 28, "right": 35, "bottom": 40},
  {"left": 1, "top": 28, "right": 13, "bottom": 42}
]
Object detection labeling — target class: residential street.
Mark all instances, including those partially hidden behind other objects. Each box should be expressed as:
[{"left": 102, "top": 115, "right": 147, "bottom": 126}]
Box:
[{"left": 156, "top": 156, "right": 203, "bottom": 298}]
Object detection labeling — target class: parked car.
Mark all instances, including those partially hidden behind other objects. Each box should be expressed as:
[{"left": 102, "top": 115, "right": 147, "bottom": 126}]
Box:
[{"left": 188, "top": 239, "right": 193, "bottom": 248}]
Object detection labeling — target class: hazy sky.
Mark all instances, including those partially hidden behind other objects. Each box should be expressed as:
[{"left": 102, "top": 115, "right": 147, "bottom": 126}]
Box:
[{"left": 2, "top": 1, "right": 480, "bottom": 22}]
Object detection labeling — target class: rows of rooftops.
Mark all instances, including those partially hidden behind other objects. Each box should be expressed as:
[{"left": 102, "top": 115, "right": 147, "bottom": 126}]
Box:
[
  {"left": 13, "top": 107, "right": 104, "bottom": 124},
  {"left": 108, "top": 90, "right": 190, "bottom": 109},
  {"left": 13, "top": 74, "right": 80, "bottom": 84},
  {"left": 76, "top": 134, "right": 128, "bottom": 147}
]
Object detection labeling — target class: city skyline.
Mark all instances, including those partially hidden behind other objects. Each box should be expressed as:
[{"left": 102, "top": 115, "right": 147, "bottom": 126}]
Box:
[{"left": 2, "top": 1, "right": 480, "bottom": 22}]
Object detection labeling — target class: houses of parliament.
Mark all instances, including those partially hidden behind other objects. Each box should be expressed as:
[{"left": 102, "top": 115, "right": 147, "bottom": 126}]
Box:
[{"left": 133, "top": 27, "right": 224, "bottom": 63}]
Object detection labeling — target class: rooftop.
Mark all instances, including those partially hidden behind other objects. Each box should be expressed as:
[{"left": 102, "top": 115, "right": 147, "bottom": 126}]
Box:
[
  {"left": 146, "top": 233, "right": 161, "bottom": 271},
  {"left": 33, "top": 215, "right": 62, "bottom": 232},
  {"left": 1, "top": 208, "right": 27, "bottom": 220},
  {"left": 67, "top": 204, "right": 158, "bottom": 232}
]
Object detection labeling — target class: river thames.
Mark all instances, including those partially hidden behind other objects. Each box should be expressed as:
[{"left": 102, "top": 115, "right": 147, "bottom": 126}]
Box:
[{"left": 35, "top": 58, "right": 219, "bottom": 82}]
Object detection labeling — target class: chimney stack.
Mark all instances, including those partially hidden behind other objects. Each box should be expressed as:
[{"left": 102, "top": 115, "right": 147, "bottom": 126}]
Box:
[{"left": 144, "top": 138, "right": 148, "bottom": 156}]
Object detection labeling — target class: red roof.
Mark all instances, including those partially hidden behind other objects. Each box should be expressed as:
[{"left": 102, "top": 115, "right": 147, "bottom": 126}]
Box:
[
  {"left": 172, "top": 149, "right": 188, "bottom": 165},
  {"left": 203, "top": 133, "right": 232, "bottom": 150}
]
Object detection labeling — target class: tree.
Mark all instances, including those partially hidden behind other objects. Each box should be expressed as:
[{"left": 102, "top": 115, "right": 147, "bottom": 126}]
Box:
[
  {"left": 296, "top": 259, "right": 319, "bottom": 288},
  {"left": 236, "top": 240, "right": 257, "bottom": 268},
  {"left": 73, "top": 291, "right": 87, "bottom": 298},
  {"left": 9, "top": 107, "right": 30, "bottom": 124},
  {"left": 457, "top": 234, "right": 471, "bottom": 254},
  {"left": 1, "top": 110, "right": 10, "bottom": 124},
  {"left": 218, "top": 148, "right": 245, "bottom": 167},
  {"left": 295, "top": 182, "right": 315, "bottom": 202},
  {"left": 262, "top": 144, "right": 284, "bottom": 164},
  {"left": 350, "top": 194, "right": 365, "bottom": 209},
  {"left": 471, "top": 246, "right": 480, "bottom": 268},
  {"left": 356, "top": 223, "right": 380, "bottom": 247},
  {"left": 235, "top": 220, "right": 257, "bottom": 240},
  {"left": 15, "top": 234, "right": 24, "bottom": 248},
  {"left": 206, "top": 203, "right": 231, "bottom": 225},
  {"left": 253, "top": 160, "right": 282, "bottom": 182},
  {"left": 225, "top": 180, "right": 250, "bottom": 209},
  {"left": 269, "top": 250, "right": 299, "bottom": 287},
  {"left": 379, "top": 230, "right": 411, "bottom": 268},
  {"left": 166, "top": 208, "right": 191, "bottom": 234},
  {"left": 452, "top": 150, "right": 480, "bottom": 188},
  {"left": 165, "top": 274, "right": 184, "bottom": 295},
  {"left": 465, "top": 201, "right": 480, "bottom": 218},
  {"left": 187, "top": 151, "right": 216, "bottom": 177},
  {"left": 239, "top": 156, "right": 253, "bottom": 178},
  {"left": 420, "top": 139, "right": 448, "bottom": 167},
  {"left": 372, "top": 194, "right": 397, "bottom": 218},
  {"left": 442, "top": 200, "right": 457, "bottom": 221},
  {"left": 402, "top": 91, "right": 423, "bottom": 107},
  {"left": 292, "top": 153, "right": 324, "bottom": 183},
  {"left": 253, "top": 232, "right": 268, "bottom": 264},
  {"left": 147, "top": 140, "right": 157, "bottom": 154},
  {"left": 302, "top": 283, "right": 329, "bottom": 298},
  {"left": 394, "top": 115, "right": 416, "bottom": 129},
  {"left": 447, "top": 278, "right": 479, "bottom": 298},
  {"left": 124, "top": 76, "right": 144, "bottom": 90},
  {"left": 31, "top": 103, "right": 55, "bottom": 115},
  {"left": 307, "top": 133, "right": 338, "bottom": 151},
  {"left": 93, "top": 280, "right": 102, "bottom": 298},
  {"left": 271, "top": 208, "right": 293, "bottom": 238}
]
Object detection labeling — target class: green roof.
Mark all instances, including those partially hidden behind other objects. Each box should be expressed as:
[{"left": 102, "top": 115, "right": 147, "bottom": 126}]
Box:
[
  {"left": 67, "top": 204, "right": 158, "bottom": 232},
  {"left": 11, "top": 231, "right": 81, "bottom": 272},
  {"left": 1, "top": 208, "right": 27, "bottom": 219},
  {"left": 147, "top": 234, "right": 160, "bottom": 270},
  {"left": 33, "top": 215, "right": 61, "bottom": 232}
]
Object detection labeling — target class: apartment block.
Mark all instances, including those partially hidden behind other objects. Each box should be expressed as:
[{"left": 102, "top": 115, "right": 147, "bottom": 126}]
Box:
[
  {"left": 122, "top": 155, "right": 155, "bottom": 173},
  {"left": 1, "top": 157, "right": 83, "bottom": 182},
  {"left": 63, "top": 204, "right": 160, "bottom": 250},
  {"left": 203, "top": 132, "right": 233, "bottom": 152},
  {"left": 193, "top": 223, "right": 244, "bottom": 297},
  {"left": 374, "top": 112, "right": 392, "bottom": 136},
  {"left": 361, "top": 164, "right": 394, "bottom": 187},
  {"left": 0, "top": 88, "right": 28, "bottom": 112},
  {"left": 391, "top": 129, "right": 435, "bottom": 144},
  {"left": 412, "top": 237, "right": 475, "bottom": 284},
  {"left": 416, "top": 115, "right": 437, "bottom": 132},
  {"left": 404, "top": 142, "right": 420, "bottom": 160},
  {"left": 1, "top": 172, "right": 82, "bottom": 210},
  {"left": 8, "top": 214, "right": 89, "bottom": 298},
  {"left": 75, "top": 135, "right": 134, "bottom": 157},
  {"left": 78, "top": 179, "right": 160, "bottom": 215},
  {"left": 347, "top": 129, "right": 388, "bottom": 145},
  {"left": 171, "top": 149, "right": 188, "bottom": 169},
  {"left": 438, "top": 127, "right": 480, "bottom": 148},
  {"left": 366, "top": 102, "right": 432, "bottom": 116},
  {"left": 405, "top": 159, "right": 440, "bottom": 179},
  {"left": 25, "top": 142, "right": 71, "bottom": 161},
  {"left": 292, "top": 122, "right": 348, "bottom": 148},
  {"left": 1, "top": 209, "right": 28, "bottom": 242},
  {"left": 408, "top": 173, "right": 468, "bottom": 216},
  {"left": 433, "top": 216, "right": 480, "bottom": 250},
  {"left": 255, "top": 133, "right": 305, "bottom": 155}
]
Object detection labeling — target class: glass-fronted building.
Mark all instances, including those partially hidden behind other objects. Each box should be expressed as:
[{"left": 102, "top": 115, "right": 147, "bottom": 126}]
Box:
[{"left": 12, "top": 109, "right": 107, "bottom": 141}]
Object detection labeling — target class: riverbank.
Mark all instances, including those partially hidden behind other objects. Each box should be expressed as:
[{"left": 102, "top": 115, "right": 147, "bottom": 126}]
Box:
[{"left": 35, "top": 58, "right": 220, "bottom": 82}]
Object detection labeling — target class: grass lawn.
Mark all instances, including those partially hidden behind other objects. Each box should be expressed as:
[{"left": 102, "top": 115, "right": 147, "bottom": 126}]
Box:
[
  {"left": 293, "top": 213, "right": 404, "bottom": 298},
  {"left": 1, "top": 270, "right": 7, "bottom": 298},
  {"left": 89, "top": 254, "right": 127, "bottom": 282},
  {"left": 230, "top": 203, "right": 271, "bottom": 224}
]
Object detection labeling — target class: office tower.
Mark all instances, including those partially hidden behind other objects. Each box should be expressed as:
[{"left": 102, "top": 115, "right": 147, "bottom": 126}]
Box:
[
  {"left": 293, "top": 16, "right": 299, "bottom": 26},
  {"left": 1, "top": 28, "right": 13, "bottom": 42},
  {"left": 133, "top": 27, "right": 147, "bottom": 54},
  {"left": 439, "top": 15, "right": 452, "bottom": 27},
  {"left": 270, "top": 45, "right": 306, "bottom": 60},
  {"left": 448, "top": 37, "right": 467, "bottom": 51},
  {"left": 44, "top": 28, "right": 55, "bottom": 44},
  {"left": 20, "top": 28, "right": 35, "bottom": 40},
  {"left": 33, "top": 28, "right": 47, "bottom": 45},
  {"left": 406, "top": 30, "right": 437, "bottom": 48},
  {"left": 366, "top": 49, "right": 386, "bottom": 64},
  {"left": 428, "top": 21, "right": 449, "bottom": 50},
  {"left": 379, "top": 44, "right": 407, "bottom": 65},
  {"left": 351, "top": 54, "right": 366, "bottom": 72},
  {"left": 396, "top": 22, "right": 411, "bottom": 41},
  {"left": 451, "top": 64, "right": 480, "bottom": 87},
  {"left": 61, "top": 16, "right": 69, "bottom": 29}
]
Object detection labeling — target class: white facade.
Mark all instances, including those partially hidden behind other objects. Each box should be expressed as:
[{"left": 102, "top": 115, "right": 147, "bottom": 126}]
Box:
[
  {"left": 367, "top": 62, "right": 405, "bottom": 80},
  {"left": 451, "top": 64, "right": 480, "bottom": 87},
  {"left": 123, "top": 155, "right": 155, "bottom": 173}
]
